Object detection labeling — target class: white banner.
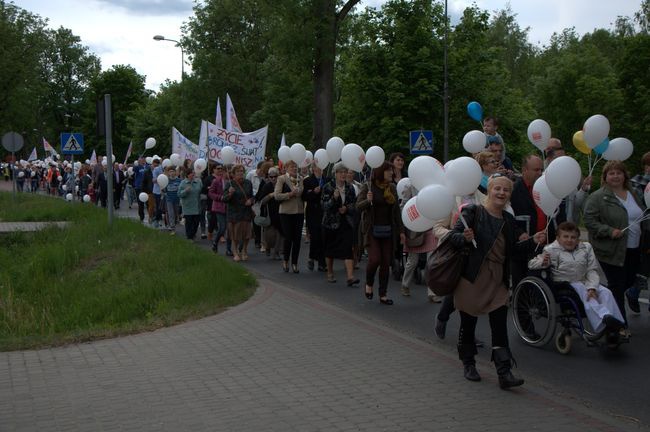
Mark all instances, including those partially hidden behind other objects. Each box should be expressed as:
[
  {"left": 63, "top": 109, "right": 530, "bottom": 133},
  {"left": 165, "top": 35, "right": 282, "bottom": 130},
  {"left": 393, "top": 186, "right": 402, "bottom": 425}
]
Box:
[
  {"left": 206, "top": 121, "right": 268, "bottom": 171},
  {"left": 172, "top": 127, "right": 200, "bottom": 162}
]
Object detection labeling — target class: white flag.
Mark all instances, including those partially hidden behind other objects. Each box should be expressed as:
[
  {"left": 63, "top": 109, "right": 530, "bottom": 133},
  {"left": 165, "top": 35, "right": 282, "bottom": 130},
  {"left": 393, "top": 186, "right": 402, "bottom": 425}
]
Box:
[
  {"left": 28, "top": 147, "right": 37, "bottom": 161},
  {"left": 198, "top": 120, "right": 208, "bottom": 160},
  {"left": 90, "top": 149, "right": 97, "bottom": 165},
  {"left": 215, "top": 97, "right": 223, "bottom": 129},
  {"left": 280, "top": 133, "right": 286, "bottom": 147},
  {"left": 225, "top": 93, "right": 242, "bottom": 133}
]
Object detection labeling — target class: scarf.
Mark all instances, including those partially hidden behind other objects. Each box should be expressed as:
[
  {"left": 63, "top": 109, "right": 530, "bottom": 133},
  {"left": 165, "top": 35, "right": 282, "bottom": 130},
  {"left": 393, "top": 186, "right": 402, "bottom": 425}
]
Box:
[{"left": 374, "top": 179, "right": 395, "bottom": 205}]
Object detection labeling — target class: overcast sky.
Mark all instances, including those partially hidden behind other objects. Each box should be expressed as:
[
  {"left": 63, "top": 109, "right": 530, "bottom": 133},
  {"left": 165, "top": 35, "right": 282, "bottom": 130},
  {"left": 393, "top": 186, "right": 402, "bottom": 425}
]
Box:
[{"left": 13, "top": 0, "right": 643, "bottom": 92}]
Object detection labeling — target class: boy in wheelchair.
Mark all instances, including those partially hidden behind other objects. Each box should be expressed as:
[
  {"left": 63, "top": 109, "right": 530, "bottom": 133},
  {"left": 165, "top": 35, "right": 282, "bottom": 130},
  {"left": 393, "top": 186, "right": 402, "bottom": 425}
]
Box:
[{"left": 528, "top": 222, "right": 626, "bottom": 341}]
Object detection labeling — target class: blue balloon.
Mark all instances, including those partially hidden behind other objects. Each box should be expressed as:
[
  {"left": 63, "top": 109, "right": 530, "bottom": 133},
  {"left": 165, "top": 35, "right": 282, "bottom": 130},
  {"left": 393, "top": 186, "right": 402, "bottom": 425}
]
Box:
[
  {"left": 467, "top": 101, "right": 483, "bottom": 122},
  {"left": 594, "top": 137, "right": 609, "bottom": 155}
]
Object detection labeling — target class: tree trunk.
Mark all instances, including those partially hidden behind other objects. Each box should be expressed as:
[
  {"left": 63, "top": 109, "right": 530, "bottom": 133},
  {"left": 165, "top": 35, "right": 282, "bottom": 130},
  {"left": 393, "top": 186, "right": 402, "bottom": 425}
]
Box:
[{"left": 311, "top": 0, "right": 360, "bottom": 149}]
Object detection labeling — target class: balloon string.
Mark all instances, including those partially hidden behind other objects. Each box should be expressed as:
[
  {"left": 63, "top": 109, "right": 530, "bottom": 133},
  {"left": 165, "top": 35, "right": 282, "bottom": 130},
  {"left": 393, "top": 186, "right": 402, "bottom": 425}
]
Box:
[
  {"left": 588, "top": 153, "right": 603, "bottom": 178},
  {"left": 621, "top": 209, "right": 650, "bottom": 233}
]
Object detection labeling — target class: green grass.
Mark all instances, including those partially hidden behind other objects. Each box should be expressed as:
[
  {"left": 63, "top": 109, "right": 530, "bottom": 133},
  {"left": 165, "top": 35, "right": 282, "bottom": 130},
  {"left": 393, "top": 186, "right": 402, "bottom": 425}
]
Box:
[{"left": 0, "top": 192, "right": 256, "bottom": 351}]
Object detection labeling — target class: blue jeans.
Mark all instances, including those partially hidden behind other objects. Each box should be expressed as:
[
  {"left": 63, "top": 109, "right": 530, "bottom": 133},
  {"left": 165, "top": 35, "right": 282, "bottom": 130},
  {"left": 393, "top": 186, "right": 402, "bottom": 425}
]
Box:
[
  {"left": 166, "top": 200, "right": 180, "bottom": 230},
  {"left": 212, "top": 213, "right": 227, "bottom": 248}
]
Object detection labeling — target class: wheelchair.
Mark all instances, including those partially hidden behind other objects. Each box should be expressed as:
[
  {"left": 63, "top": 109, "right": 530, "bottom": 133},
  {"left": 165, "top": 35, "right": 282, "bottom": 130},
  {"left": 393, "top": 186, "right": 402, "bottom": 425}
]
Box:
[{"left": 511, "top": 270, "right": 627, "bottom": 354}]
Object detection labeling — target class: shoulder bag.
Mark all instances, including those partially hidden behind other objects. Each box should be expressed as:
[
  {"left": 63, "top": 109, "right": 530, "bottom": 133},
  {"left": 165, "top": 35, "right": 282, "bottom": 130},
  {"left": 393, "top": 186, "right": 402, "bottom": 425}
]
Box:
[{"left": 426, "top": 206, "right": 481, "bottom": 296}]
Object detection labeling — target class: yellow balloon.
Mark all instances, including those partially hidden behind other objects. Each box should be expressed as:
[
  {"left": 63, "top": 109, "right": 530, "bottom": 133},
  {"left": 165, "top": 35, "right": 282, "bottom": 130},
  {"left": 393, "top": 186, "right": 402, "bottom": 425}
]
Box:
[{"left": 573, "top": 131, "right": 591, "bottom": 155}]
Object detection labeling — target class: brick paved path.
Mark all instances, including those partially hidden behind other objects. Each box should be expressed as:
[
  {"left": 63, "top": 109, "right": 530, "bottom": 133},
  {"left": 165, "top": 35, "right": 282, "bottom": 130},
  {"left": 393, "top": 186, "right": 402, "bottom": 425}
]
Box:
[{"left": 0, "top": 279, "right": 639, "bottom": 431}]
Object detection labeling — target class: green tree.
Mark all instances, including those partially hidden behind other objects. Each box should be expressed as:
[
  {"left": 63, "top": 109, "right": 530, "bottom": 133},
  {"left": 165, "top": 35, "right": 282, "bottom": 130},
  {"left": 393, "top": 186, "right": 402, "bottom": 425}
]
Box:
[{"left": 82, "top": 65, "right": 149, "bottom": 158}]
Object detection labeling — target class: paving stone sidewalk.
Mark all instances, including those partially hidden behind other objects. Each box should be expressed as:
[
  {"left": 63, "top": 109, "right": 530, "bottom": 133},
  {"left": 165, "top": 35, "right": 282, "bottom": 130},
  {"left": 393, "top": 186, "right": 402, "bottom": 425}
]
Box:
[{"left": 0, "top": 278, "right": 640, "bottom": 432}]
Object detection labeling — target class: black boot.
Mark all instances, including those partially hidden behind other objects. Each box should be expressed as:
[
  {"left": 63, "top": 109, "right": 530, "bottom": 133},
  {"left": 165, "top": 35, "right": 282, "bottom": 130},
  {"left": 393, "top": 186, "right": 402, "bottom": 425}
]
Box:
[
  {"left": 492, "top": 347, "right": 524, "bottom": 389},
  {"left": 458, "top": 344, "right": 481, "bottom": 382}
]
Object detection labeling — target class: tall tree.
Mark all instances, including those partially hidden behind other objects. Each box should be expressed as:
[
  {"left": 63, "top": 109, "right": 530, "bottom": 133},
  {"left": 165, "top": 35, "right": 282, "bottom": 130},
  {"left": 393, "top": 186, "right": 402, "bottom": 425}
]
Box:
[{"left": 311, "top": 0, "right": 361, "bottom": 149}]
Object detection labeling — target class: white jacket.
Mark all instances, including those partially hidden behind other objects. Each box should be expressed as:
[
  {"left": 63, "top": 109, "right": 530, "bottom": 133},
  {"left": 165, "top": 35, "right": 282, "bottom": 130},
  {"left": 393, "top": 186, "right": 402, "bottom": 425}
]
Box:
[{"left": 528, "top": 240, "right": 600, "bottom": 290}]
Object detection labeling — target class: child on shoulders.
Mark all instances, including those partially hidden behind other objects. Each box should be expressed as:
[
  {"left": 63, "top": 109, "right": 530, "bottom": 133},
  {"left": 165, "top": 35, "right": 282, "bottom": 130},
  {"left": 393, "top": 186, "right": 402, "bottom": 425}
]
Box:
[{"left": 528, "top": 222, "right": 626, "bottom": 338}]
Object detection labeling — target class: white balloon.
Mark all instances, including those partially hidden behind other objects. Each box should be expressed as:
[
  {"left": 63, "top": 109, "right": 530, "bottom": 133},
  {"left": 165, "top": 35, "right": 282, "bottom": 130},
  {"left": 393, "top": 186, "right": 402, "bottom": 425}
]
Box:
[
  {"left": 157, "top": 173, "right": 169, "bottom": 189},
  {"left": 401, "top": 196, "right": 436, "bottom": 232},
  {"left": 340, "top": 143, "right": 366, "bottom": 172},
  {"left": 396, "top": 177, "right": 412, "bottom": 200},
  {"left": 18, "top": 171, "right": 25, "bottom": 178},
  {"left": 527, "top": 119, "right": 552, "bottom": 151},
  {"left": 194, "top": 158, "right": 207, "bottom": 173},
  {"left": 75, "top": 185, "right": 79, "bottom": 192},
  {"left": 366, "top": 146, "right": 386, "bottom": 168},
  {"left": 645, "top": 183, "right": 650, "bottom": 209},
  {"left": 314, "top": 148, "right": 330, "bottom": 169},
  {"left": 139, "top": 192, "right": 149, "bottom": 203},
  {"left": 445, "top": 156, "right": 482, "bottom": 196},
  {"left": 443, "top": 159, "right": 455, "bottom": 171},
  {"left": 290, "top": 143, "right": 307, "bottom": 165},
  {"left": 533, "top": 175, "right": 562, "bottom": 217},
  {"left": 101, "top": 159, "right": 107, "bottom": 167},
  {"left": 462, "top": 130, "right": 486, "bottom": 153},
  {"left": 83, "top": 194, "right": 91, "bottom": 203},
  {"left": 146, "top": 157, "right": 153, "bottom": 165},
  {"left": 145, "top": 137, "right": 156, "bottom": 149},
  {"left": 127, "top": 167, "right": 134, "bottom": 175},
  {"left": 326, "top": 137, "right": 345, "bottom": 163},
  {"left": 65, "top": 193, "right": 73, "bottom": 201},
  {"left": 583, "top": 114, "right": 610, "bottom": 148},
  {"left": 170, "top": 153, "right": 181, "bottom": 167},
  {"left": 545, "top": 156, "right": 582, "bottom": 199},
  {"left": 301, "top": 150, "right": 313, "bottom": 168},
  {"left": 162, "top": 158, "right": 171, "bottom": 168},
  {"left": 30, "top": 171, "right": 36, "bottom": 177},
  {"left": 62, "top": 184, "right": 67, "bottom": 191},
  {"left": 407, "top": 156, "right": 446, "bottom": 190},
  {"left": 57, "top": 176, "right": 63, "bottom": 182},
  {"left": 602, "top": 137, "right": 633, "bottom": 161},
  {"left": 221, "top": 146, "right": 235, "bottom": 165},
  {"left": 416, "top": 184, "right": 455, "bottom": 221},
  {"left": 278, "top": 146, "right": 291, "bottom": 163}
]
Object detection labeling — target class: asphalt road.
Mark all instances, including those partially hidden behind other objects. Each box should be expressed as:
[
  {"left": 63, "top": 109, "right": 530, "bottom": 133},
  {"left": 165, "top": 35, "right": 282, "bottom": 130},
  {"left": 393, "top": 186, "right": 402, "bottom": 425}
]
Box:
[{"left": 230, "top": 241, "right": 650, "bottom": 428}]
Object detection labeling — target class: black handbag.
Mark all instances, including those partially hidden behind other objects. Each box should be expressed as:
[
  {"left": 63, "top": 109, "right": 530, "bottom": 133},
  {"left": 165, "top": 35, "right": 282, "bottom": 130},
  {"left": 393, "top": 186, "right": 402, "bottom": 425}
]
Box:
[
  {"left": 426, "top": 236, "right": 467, "bottom": 296},
  {"left": 372, "top": 224, "right": 392, "bottom": 239},
  {"left": 426, "top": 206, "right": 480, "bottom": 296}
]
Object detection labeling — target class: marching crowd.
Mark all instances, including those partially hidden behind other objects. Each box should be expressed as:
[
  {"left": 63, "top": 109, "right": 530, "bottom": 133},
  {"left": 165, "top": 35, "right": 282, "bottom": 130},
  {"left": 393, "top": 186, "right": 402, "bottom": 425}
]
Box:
[{"left": 4, "top": 116, "right": 650, "bottom": 389}]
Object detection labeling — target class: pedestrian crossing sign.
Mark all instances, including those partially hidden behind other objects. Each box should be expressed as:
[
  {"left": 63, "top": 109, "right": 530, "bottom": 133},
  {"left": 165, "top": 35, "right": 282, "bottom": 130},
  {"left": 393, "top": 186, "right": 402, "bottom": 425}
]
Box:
[
  {"left": 409, "top": 130, "right": 433, "bottom": 155},
  {"left": 60, "top": 133, "right": 84, "bottom": 155}
]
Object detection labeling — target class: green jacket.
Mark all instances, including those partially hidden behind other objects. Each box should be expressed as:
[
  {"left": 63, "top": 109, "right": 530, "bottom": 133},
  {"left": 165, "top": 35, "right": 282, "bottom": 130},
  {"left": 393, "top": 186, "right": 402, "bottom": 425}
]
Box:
[
  {"left": 178, "top": 178, "right": 202, "bottom": 216},
  {"left": 583, "top": 186, "right": 646, "bottom": 267}
]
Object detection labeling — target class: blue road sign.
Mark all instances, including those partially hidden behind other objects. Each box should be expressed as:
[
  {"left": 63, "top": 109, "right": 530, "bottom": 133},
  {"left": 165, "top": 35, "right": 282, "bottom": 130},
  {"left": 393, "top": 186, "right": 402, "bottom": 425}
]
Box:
[
  {"left": 409, "top": 130, "right": 433, "bottom": 155},
  {"left": 60, "top": 133, "right": 84, "bottom": 155}
]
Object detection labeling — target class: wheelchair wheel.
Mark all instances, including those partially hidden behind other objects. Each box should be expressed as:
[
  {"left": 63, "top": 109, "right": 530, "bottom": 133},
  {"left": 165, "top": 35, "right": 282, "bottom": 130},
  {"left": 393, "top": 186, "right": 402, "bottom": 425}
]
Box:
[
  {"left": 511, "top": 277, "right": 557, "bottom": 347},
  {"left": 555, "top": 329, "right": 572, "bottom": 354}
]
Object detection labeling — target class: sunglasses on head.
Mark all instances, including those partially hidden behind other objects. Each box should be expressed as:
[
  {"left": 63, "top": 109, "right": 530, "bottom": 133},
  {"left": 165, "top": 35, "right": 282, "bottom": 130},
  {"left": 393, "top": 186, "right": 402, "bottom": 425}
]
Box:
[{"left": 489, "top": 173, "right": 506, "bottom": 179}]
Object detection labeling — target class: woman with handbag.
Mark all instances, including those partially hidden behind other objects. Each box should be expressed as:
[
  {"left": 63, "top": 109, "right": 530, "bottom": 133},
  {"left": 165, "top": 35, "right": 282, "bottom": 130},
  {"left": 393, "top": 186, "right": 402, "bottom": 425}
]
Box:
[
  {"left": 274, "top": 160, "right": 304, "bottom": 273},
  {"left": 223, "top": 164, "right": 255, "bottom": 262},
  {"left": 321, "top": 162, "right": 359, "bottom": 285},
  {"left": 448, "top": 174, "right": 545, "bottom": 389},
  {"left": 256, "top": 167, "right": 283, "bottom": 260},
  {"left": 357, "top": 161, "right": 405, "bottom": 305}
]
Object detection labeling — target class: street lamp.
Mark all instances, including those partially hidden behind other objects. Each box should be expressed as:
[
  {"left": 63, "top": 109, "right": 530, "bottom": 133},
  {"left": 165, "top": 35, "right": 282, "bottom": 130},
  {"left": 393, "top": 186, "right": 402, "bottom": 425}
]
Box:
[
  {"left": 153, "top": 35, "right": 185, "bottom": 80},
  {"left": 154, "top": 34, "right": 186, "bottom": 132}
]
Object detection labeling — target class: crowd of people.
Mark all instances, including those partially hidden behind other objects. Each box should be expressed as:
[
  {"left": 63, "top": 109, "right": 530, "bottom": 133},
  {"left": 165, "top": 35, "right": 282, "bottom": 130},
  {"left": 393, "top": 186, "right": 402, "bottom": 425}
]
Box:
[{"left": 3, "top": 116, "right": 649, "bottom": 389}]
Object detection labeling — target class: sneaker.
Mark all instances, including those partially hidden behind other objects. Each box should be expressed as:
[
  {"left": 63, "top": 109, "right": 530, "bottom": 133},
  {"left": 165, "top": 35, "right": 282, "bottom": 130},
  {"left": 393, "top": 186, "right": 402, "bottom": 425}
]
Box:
[
  {"left": 201, "top": 233, "right": 207, "bottom": 239},
  {"left": 428, "top": 294, "right": 443, "bottom": 303},
  {"left": 400, "top": 286, "right": 411, "bottom": 297},
  {"left": 260, "top": 245, "right": 266, "bottom": 253},
  {"left": 625, "top": 289, "right": 640, "bottom": 313}
]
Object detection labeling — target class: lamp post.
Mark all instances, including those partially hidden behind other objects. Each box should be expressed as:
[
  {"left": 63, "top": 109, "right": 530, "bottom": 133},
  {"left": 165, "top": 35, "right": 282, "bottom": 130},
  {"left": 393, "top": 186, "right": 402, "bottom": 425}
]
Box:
[{"left": 153, "top": 35, "right": 185, "bottom": 131}]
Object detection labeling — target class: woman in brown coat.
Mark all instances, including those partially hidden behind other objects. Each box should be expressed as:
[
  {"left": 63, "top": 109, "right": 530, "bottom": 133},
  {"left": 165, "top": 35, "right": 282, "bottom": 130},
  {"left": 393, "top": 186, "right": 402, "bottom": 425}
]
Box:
[{"left": 357, "top": 162, "right": 405, "bottom": 305}]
